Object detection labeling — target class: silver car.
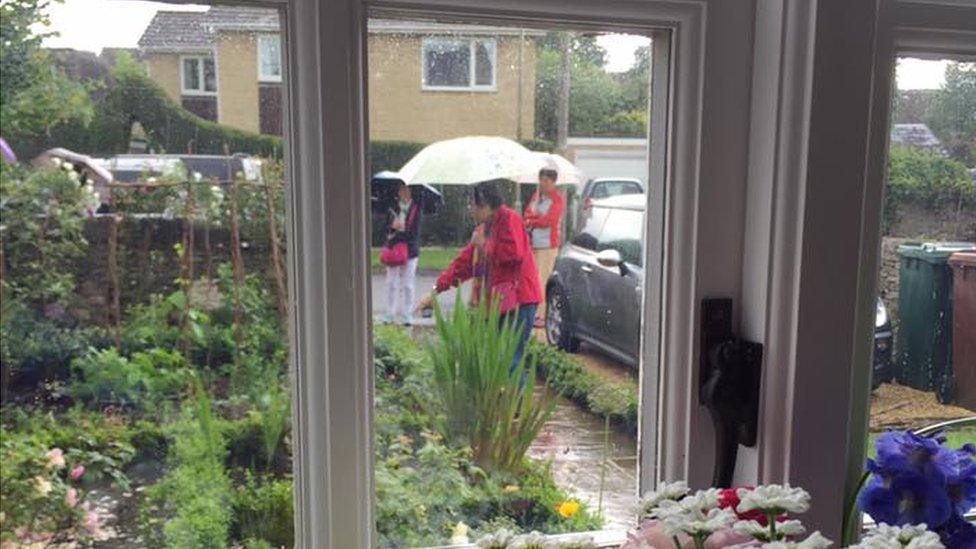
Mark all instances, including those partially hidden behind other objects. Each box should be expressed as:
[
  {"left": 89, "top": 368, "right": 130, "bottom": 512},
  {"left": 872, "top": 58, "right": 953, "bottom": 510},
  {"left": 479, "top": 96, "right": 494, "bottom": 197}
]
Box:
[{"left": 545, "top": 194, "right": 645, "bottom": 366}]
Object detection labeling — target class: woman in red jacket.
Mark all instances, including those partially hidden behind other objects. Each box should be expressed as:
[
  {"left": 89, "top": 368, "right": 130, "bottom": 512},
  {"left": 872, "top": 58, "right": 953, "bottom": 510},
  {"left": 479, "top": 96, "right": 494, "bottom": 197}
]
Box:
[{"left": 416, "top": 181, "right": 542, "bottom": 371}]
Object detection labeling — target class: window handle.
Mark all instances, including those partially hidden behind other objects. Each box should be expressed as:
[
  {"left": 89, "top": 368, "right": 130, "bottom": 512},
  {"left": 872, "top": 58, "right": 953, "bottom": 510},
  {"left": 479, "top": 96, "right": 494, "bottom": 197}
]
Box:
[{"left": 580, "top": 265, "right": 593, "bottom": 273}]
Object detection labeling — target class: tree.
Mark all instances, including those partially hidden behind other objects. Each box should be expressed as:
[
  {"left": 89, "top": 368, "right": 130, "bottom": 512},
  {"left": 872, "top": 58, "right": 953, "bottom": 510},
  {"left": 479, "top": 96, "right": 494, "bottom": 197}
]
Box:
[
  {"left": 926, "top": 62, "right": 976, "bottom": 167},
  {"left": 0, "top": 0, "right": 92, "bottom": 157}
]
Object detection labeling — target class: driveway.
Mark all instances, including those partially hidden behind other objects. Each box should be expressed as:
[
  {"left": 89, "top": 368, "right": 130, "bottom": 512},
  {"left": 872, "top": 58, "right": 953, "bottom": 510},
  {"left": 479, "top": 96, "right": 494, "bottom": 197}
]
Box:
[{"left": 371, "top": 271, "right": 469, "bottom": 326}]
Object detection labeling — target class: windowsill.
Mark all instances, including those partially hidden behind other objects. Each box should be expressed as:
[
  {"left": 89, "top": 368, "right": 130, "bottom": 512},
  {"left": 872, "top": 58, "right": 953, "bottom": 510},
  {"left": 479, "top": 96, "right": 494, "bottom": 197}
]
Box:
[
  {"left": 421, "top": 529, "right": 629, "bottom": 549},
  {"left": 421, "top": 85, "right": 497, "bottom": 93},
  {"left": 181, "top": 91, "right": 218, "bottom": 97},
  {"left": 259, "top": 77, "right": 283, "bottom": 84}
]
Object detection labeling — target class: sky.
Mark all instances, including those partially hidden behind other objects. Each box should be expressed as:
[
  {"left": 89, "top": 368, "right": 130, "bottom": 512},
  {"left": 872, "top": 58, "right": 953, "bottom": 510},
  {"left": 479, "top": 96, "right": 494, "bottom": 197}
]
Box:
[{"left": 41, "top": 1, "right": 949, "bottom": 90}]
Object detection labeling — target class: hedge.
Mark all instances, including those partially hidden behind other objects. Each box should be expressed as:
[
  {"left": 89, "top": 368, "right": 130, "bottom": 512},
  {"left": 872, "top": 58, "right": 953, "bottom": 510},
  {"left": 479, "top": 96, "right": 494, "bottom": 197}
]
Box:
[{"left": 527, "top": 340, "right": 639, "bottom": 436}]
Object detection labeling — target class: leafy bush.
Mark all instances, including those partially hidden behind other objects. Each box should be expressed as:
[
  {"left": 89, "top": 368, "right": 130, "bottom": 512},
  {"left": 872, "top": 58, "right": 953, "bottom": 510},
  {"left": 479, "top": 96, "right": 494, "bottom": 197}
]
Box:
[
  {"left": 885, "top": 147, "right": 975, "bottom": 232},
  {"left": 594, "top": 110, "right": 647, "bottom": 137},
  {"left": 231, "top": 473, "right": 294, "bottom": 548},
  {"left": 0, "top": 407, "right": 139, "bottom": 544},
  {"left": 528, "top": 340, "right": 638, "bottom": 435},
  {"left": 69, "top": 347, "right": 190, "bottom": 411},
  {"left": 429, "top": 300, "right": 558, "bottom": 473},
  {"left": 142, "top": 391, "right": 233, "bottom": 548}
]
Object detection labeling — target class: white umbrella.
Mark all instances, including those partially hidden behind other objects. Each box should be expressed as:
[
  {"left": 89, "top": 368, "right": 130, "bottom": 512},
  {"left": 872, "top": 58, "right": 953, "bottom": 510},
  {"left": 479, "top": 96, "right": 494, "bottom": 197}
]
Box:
[
  {"left": 516, "top": 152, "right": 585, "bottom": 188},
  {"left": 397, "top": 136, "right": 545, "bottom": 185}
]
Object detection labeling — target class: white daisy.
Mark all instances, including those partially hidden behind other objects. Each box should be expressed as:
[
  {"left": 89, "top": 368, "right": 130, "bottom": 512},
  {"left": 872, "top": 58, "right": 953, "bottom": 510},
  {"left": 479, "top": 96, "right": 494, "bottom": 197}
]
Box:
[
  {"left": 850, "top": 523, "right": 944, "bottom": 549},
  {"left": 735, "top": 519, "right": 807, "bottom": 542},
  {"left": 639, "top": 480, "right": 691, "bottom": 516},
  {"left": 658, "top": 504, "right": 736, "bottom": 539},
  {"left": 737, "top": 485, "right": 811, "bottom": 514},
  {"left": 761, "top": 531, "right": 832, "bottom": 549}
]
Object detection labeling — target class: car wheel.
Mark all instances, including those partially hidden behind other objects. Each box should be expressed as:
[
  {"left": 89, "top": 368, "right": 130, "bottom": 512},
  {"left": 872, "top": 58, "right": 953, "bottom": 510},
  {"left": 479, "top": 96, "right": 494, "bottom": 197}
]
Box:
[{"left": 546, "top": 285, "right": 580, "bottom": 352}]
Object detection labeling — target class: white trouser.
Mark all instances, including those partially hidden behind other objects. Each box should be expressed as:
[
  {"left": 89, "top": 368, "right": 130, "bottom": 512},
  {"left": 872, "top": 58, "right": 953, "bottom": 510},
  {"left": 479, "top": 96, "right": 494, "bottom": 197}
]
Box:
[{"left": 385, "top": 257, "right": 418, "bottom": 323}]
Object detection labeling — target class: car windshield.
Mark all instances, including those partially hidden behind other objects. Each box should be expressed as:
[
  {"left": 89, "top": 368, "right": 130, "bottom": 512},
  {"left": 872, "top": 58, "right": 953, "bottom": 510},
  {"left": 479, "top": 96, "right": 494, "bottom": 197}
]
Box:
[
  {"left": 597, "top": 208, "right": 644, "bottom": 266},
  {"left": 590, "top": 180, "right": 642, "bottom": 198}
]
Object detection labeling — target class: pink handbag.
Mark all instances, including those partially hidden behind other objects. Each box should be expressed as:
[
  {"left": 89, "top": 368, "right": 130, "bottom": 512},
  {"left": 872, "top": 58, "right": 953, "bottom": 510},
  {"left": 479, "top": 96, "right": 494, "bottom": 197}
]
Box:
[{"left": 380, "top": 242, "right": 409, "bottom": 267}]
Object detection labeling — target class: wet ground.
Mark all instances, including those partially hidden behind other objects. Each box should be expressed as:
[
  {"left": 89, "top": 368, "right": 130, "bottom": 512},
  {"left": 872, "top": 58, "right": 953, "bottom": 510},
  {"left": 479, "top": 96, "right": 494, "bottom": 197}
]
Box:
[{"left": 527, "top": 394, "right": 638, "bottom": 531}]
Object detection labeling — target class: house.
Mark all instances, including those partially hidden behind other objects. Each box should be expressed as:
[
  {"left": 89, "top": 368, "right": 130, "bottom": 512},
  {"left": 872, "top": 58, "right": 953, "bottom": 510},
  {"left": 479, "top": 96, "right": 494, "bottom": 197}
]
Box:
[
  {"left": 138, "top": 7, "right": 537, "bottom": 142},
  {"left": 890, "top": 123, "right": 943, "bottom": 151}
]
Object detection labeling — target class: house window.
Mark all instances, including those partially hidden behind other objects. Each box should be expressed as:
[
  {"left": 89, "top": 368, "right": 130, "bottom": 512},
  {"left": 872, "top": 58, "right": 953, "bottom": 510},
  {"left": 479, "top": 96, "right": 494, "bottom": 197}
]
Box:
[
  {"left": 421, "top": 37, "right": 496, "bottom": 90},
  {"left": 258, "top": 34, "right": 282, "bottom": 82},
  {"left": 181, "top": 55, "right": 217, "bottom": 94}
]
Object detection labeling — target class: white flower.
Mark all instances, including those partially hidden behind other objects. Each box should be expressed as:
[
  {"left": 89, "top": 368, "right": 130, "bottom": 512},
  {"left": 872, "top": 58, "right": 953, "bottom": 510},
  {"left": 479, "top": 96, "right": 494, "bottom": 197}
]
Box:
[
  {"left": 50, "top": 157, "right": 62, "bottom": 168},
  {"left": 850, "top": 523, "right": 944, "bottom": 549},
  {"left": 761, "top": 531, "right": 832, "bottom": 549},
  {"left": 737, "top": 485, "right": 811, "bottom": 514},
  {"left": 449, "top": 521, "right": 470, "bottom": 546},
  {"left": 735, "top": 519, "right": 807, "bottom": 542},
  {"left": 62, "top": 161, "right": 74, "bottom": 171},
  {"left": 193, "top": 172, "right": 203, "bottom": 182},
  {"left": 658, "top": 502, "right": 736, "bottom": 539},
  {"left": 67, "top": 169, "right": 80, "bottom": 182},
  {"left": 639, "top": 480, "right": 690, "bottom": 516}
]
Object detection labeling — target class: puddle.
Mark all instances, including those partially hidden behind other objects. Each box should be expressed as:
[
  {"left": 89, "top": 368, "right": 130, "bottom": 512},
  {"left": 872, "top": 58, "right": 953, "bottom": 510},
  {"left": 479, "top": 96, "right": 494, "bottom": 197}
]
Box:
[{"left": 528, "top": 394, "right": 638, "bottom": 532}]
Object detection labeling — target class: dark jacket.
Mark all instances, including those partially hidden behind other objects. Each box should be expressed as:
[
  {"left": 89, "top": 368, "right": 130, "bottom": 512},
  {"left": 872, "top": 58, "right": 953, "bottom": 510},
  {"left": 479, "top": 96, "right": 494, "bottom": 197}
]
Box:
[{"left": 386, "top": 200, "right": 422, "bottom": 259}]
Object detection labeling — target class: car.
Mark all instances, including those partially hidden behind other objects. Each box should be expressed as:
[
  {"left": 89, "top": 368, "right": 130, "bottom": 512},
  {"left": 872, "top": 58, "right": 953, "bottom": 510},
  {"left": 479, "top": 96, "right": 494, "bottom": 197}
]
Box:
[
  {"left": 873, "top": 297, "right": 893, "bottom": 388},
  {"left": 575, "top": 177, "right": 644, "bottom": 231},
  {"left": 94, "top": 154, "right": 263, "bottom": 184},
  {"left": 546, "top": 194, "right": 898, "bottom": 376}
]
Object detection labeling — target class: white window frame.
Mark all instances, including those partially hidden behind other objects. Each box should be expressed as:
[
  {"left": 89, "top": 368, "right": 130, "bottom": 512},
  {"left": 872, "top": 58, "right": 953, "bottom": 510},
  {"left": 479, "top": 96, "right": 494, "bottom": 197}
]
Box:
[
  {"left": 258, "top": 33, "right": 283, "bottom": 83},
  {"left": 420, "top": 36, "right": 497, "bottom": 91},
  {"left": 283, "top": 0, "right": 746, "bottom": 544},
  {"left": 180, "top": 54, "right": 217, "bottom": 95}
]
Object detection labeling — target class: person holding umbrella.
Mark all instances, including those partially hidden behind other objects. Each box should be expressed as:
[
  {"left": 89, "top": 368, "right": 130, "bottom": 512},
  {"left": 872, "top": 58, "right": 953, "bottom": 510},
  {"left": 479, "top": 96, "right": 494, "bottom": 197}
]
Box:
[
  {"left": 416, "top": 181, "right": 542, "bottom": 371},
  {"left": 381, "top": 182, "right": 423, "bottom": 325},
  {"left": 523, "top": 168, "right": 564, "bottom": 328}
]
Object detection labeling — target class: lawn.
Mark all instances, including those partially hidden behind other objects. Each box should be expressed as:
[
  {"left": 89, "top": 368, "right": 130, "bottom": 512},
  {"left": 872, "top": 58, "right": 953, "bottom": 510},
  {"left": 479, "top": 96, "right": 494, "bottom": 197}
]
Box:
[
  {"left": 371, "top": 246, "right": 461, "bottom": 272},
  {"left": 866, "top": 426, "right": 976, "bottom": 459}
]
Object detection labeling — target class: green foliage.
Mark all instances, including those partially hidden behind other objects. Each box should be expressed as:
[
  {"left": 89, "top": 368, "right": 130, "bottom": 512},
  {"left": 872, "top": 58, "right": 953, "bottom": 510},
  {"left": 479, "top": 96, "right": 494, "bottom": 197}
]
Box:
[
  {"left": 528, "top": 340, "right": 638, "bottom": 435},
  {"left": 370, "top": 140, "right": 426, "bottom": 173},
  {"left": 429, "top": 299, "right": 558, "bottom": 473},
  {"left": 69, "top": 347, "right": 190, "bottom": 411},
  {"left": 0, "top": 406, "right": 140, "bottom": 543},
  {"left": 885, "top": 146, "right": 975, "bottom": 232},
  {"left": 143, "top": 391, "right": 233, "bottom": 549},
  {"left": 0, "top": 0, "right": 93, "bottom": 158},
  {"left": 925, "top": 62, "right": 976, "bottom": 166},
  {"left": 231, "top": 473, "right": 294, "bottom": 548},
  {"left": 1, "top": 295, "right": 97, "bottom": 384},
  {"left": 0, "top": 162, "right": 95, "bottom": 306},
  {"left": 535, "top": 33, "right": 649, "bottom": 140}
]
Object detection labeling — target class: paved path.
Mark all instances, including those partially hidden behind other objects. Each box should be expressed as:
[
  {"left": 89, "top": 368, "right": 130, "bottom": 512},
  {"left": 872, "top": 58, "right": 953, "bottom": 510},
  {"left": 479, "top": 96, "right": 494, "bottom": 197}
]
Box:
[{"left": 371, "top": 271, "right": 469, "bottom": 326}]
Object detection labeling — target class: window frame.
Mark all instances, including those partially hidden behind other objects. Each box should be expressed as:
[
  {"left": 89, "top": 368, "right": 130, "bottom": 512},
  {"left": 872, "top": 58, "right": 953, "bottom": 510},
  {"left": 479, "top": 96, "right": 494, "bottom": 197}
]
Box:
[
  {"left": 258, "top": 33, "right": 283, "bottom": 83},
  {"left": 283, "top": 0, "right": 760, "bottom": 546},
  {"left": 180, "top": 54, "right": 217, "bottom": 95},
  {"left": 420, "top": 36, "right": 497, "bottom": 92}
]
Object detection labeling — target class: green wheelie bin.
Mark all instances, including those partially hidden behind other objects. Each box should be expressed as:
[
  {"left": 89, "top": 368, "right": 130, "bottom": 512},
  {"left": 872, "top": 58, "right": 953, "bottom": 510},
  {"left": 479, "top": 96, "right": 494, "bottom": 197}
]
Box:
[{"left": 896, "top": 242, "right": 975, "bottom": 402}]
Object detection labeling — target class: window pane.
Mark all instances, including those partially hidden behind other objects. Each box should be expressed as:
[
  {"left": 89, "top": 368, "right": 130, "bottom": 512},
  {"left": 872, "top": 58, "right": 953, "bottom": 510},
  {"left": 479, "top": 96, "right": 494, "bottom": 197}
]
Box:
[
  {"left": 371, "top": 20, "right": 659, "bottom": 545},
  {"left": 202, "top": 57, "right": 216, "bottom": 92},
  {"left": 598, "top": 208, "right": 643, "bottom": 266},
  {"left": 1, "top": 4, "right": 294, "bottom": 547},
  {"left": 857, "top": 57, "right": 976, "bottom": 530},
  {"left": 474, "top": 39, "right": 494, "bottom": 86},
  {"left": 260, "top": 35, "right": 281, "bottom": 80},
  {"left": 183, "top": 57, "right": 200, "bottom": 90},
  {"left": 424, "top": 39, "right": 470, "bottom": 87}
]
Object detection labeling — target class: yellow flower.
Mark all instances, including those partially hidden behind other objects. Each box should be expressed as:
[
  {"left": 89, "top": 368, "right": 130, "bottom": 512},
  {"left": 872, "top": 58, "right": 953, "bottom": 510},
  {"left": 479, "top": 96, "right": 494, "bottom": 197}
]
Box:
[
  {"left": 503, "top": 484, "right": 520, "bottom": 494},
  {"left": 33, "top": 476, "right": 52, "bottom": 497},
  {"left": 555, "top": 500, "right": 580, "bottom": 518}
]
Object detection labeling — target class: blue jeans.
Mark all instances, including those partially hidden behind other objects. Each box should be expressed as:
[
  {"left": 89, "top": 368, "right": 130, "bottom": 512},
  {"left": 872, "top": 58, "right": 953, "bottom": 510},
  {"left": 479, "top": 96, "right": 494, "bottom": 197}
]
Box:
[{"left": 501, "top": 303, "right": 538, "bottom": 384}]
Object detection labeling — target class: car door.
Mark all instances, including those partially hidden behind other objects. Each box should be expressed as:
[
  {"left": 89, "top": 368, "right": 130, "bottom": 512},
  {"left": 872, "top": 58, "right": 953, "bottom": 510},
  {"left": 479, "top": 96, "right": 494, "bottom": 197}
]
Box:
[
  {"left": 593, "top": 207, "right": 645, "bottom": 363},
  {"left": 565, "top": 206, "right": 609, "bottom": 339}
]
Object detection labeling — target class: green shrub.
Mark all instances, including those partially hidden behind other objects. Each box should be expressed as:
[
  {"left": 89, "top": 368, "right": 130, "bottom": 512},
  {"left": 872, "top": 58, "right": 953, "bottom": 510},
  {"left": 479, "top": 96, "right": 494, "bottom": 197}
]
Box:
[
  {"left": 231, "top": 473, "right": 294, "bottom": 548},
  {"left": 429, "top": 300, "right": 558, "bottom": 473},
  {"left": 1, "top": 296, "right": 97, "bottom": 386},
  {"left": 143, "top": 391, "right": 233, "bottom": 548},
  {"left": 527, "top": 341, "right": 638, "bottom": 435},
  {"left": 69, "top": 347, "right": 190, "bottom": 410},
  {"left": 370, "top": 141, "right": 426, "bottom": 173},
  {"left": 885, "top": 147, "right": 975, "bottom": 232}
]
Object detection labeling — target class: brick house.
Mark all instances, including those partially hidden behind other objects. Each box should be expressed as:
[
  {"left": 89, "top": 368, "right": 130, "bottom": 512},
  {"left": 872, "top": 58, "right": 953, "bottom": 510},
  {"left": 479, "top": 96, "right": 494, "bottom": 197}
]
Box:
[{"left": 138, "top": 7, "right": 538, "bottom": 141}]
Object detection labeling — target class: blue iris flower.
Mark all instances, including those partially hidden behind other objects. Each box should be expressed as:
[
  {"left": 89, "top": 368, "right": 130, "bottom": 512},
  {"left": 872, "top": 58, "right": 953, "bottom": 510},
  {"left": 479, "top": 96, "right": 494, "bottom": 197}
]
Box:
[{"left": 859, "top": 430, "right": 976, "bottom": 549}]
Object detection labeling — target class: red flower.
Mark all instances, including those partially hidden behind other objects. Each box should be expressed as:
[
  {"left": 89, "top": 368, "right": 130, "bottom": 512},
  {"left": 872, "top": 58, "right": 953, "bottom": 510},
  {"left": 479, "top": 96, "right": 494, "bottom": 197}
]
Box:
[{"left": 719, "top": 487, "right": 768, "bottom": 524}]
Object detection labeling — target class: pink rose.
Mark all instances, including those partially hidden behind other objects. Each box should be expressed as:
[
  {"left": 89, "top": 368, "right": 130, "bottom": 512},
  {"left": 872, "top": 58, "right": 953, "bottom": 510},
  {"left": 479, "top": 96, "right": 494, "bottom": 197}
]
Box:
[
  {"left": 46, "top": 448, "right": 66, "bottom": 469},
  {"left": 69, "top": 465, "right": 85, "bottom": 481},
  {"left": 65, "top": 488, "right": 79, "bottom": 508}
]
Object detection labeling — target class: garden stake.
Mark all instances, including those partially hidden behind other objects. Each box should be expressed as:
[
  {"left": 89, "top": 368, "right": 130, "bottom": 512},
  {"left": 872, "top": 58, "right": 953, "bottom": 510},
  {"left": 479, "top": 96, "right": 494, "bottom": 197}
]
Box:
[
  {"left": 229, "top": 177, "right": 246, "bottom": 377},
  {"left": 108, "top": 214, "right": 122, "bottom": 351},
  {"left": 263, "top": 173, "right": 288, "bottom": 321},
  {"left": 179, "top": 180, "right": 196, "bottom": 362}
]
